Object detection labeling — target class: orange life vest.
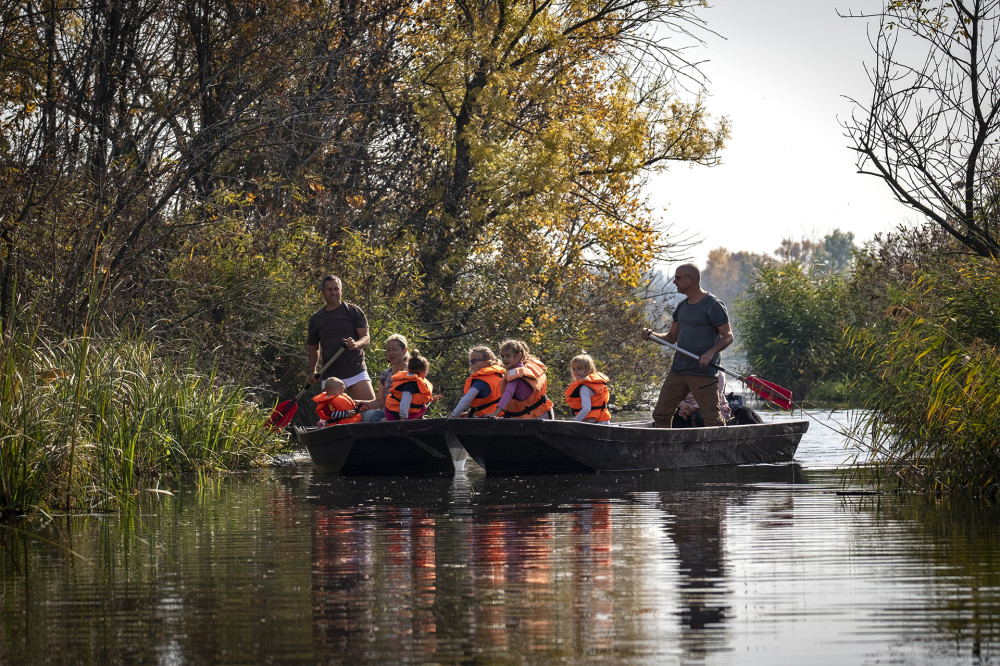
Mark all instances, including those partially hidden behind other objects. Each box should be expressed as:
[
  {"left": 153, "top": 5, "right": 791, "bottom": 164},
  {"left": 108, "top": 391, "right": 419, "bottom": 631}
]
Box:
[
  {"left": 313, "top": 392, "right": 363, "bottom": 425},
  {"left": 565, "top": 372, "right": 611, "bottom": 422},
  {"left": 385, "top": 372, "right": 434, "bottom": 419},
  {"left": 463, "top": 363, "right": 506, "bottom": 417},
  {"left": 499, "top": 358, "right": 554, "bottom": 419}
]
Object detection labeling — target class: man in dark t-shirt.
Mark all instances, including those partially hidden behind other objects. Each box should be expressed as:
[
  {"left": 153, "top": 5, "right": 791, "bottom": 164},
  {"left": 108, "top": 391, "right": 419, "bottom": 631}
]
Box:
[
  {"left": 641, "top": 263, "right": 734, "bottom": 427},
  {"left": 306, "top": 275, "right": 376, "bottom": 400}
]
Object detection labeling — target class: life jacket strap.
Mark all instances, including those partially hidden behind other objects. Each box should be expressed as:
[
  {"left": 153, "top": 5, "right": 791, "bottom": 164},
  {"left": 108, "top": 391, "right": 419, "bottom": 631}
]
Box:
[
  {"left": 570, "top": 402, "right": 606, "bottom": 416},
  {"left": 470, "top": 398, "right": 500, "bottom": 414},
  {"left": 503, "top": 395, "right": 548, "bottom": 418}
]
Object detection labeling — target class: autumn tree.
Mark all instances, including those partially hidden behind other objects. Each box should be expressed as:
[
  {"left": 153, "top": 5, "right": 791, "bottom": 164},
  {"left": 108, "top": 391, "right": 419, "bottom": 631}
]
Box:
[
  {"left": 0, "top": 0, "right": 426, "bottom": 384},
  {"left": 401, "top": 0, "right": 729, "bottom": 338},
  {"left": 2, "top": 1, "right": 314, "bottom": 330},
  {"left": 1, "top": 0, "right": 730, "bottom": 408},
  {"left": 844, "top": 0, "right": 1000, "bottom": 257}
]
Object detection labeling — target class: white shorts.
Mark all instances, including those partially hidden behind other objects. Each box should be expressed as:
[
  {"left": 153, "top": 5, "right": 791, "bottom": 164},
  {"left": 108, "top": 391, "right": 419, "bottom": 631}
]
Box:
[{"left": 341, "top": 370, "right": 372, "bottom": 388}]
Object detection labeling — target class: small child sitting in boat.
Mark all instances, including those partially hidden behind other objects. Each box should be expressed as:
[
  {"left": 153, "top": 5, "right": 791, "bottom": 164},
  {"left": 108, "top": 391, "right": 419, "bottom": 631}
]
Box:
[
  {"left": 384, "top": 349, "right": 439, "bottom": 420},
  {"left": 450, "top": 346, "right": 505, "bottom": 418},
  {"left": 485, "top": 339, "right": 554, "bottom": 419},
  {"left": 313, "top": 377, "right": 364, "bottom": 426},
  {"left": 564, "top": 353, "right": 611, "bottom": 423}
]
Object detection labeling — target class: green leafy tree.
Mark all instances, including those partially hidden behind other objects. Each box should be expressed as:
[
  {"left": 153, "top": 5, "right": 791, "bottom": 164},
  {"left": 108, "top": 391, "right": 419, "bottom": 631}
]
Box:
[
  {"left": 823, "top": 229, "right": 857, "bottom": 273},
  {"left": 737, "top": 263, "right": 856, "bottom": 401}
]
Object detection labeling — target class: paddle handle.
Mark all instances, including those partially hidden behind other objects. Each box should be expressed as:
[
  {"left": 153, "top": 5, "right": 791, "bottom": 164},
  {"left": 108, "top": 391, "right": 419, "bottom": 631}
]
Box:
[
  {"left": 295, "top": 344, "right": 347, "bottom": 400},
  {"left": 647, "top": 334, "right": 738, "bottom": 379}
]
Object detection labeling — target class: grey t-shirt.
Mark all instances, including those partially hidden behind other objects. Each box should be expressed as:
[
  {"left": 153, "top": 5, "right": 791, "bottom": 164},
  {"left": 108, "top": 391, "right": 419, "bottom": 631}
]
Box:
[{"left": 671, "top": 292, "right": 729, "bottom": 377}]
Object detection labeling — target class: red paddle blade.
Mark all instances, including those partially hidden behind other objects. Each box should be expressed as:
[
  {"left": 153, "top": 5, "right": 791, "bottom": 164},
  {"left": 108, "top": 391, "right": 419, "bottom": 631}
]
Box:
[
  {"left": 267, "top": 400, "right": 297, "bottom": 431},
  {"left": 743, "top": 375, "right": 794, "bottom": 410}
]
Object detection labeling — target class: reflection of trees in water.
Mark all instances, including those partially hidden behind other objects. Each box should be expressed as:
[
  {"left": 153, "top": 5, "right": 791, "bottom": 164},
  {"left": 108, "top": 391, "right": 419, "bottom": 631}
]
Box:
[
  {"left": 306, "top": 470, "right": 829, "bottom": 662},
  {"left": 847, "top": 493, "right": 1000, "bottom": 655}
]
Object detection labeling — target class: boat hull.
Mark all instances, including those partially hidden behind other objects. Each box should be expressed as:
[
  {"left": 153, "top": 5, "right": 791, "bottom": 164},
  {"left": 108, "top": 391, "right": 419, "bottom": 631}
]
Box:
[
  {"left": 296, "top": 417, "right": 807, "bottom": 475},
  {"left": 294, "top": 419, "right": 469, "bottom": 475},
  {"left": 448, "top": 418, "right": 807, "bottom": 474}
]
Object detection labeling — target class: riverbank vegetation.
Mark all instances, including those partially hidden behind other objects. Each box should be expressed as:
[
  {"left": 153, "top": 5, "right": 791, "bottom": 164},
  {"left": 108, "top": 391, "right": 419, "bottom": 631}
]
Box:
[
  {"left": 733, "top": 0, "right": 1000, "bottom": 498},
  {"left": 735, "top": 225, "right": 1000, "bottom": 499},
  {"left": 848, "top": 229, "right": 1000, "bottom": 498},
  {"left": 0, "top": 313, "right": 288, "bottom": 518}
]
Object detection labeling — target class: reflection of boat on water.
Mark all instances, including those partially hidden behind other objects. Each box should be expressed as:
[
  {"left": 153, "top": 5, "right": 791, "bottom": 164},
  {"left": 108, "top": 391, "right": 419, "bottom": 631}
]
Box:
[
  {"left": 299, "top": 464, "right": 810, "bottom": 514},
  {"left": 295, "top": 418, "right": 808, "bottom": 475}
]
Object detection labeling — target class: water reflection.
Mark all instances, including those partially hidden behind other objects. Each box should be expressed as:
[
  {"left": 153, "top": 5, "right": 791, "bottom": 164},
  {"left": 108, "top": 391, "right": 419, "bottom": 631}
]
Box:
[
  {"left": 305, "top": 466, "right": 806, "bottom": 663},
  {"left": 2, "top": 457, "right": 999, "bottom": 665}
]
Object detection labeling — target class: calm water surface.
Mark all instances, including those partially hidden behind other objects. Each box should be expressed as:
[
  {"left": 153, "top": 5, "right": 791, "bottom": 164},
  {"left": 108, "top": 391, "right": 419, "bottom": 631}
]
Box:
[{"left": 2, "top": 410, "right": 999, "bottom": 665}]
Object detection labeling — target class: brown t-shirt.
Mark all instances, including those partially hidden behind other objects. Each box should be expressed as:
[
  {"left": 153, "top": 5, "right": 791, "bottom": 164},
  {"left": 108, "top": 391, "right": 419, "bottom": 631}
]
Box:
[{"left": 306, "top": 302, "right": 369, "bottom": 379}]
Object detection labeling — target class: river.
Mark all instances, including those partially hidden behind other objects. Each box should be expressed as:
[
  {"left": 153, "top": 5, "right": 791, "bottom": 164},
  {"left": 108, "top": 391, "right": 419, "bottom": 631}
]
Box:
[{"left": 1, "top": 410, "right": 998, "bottom": 665}]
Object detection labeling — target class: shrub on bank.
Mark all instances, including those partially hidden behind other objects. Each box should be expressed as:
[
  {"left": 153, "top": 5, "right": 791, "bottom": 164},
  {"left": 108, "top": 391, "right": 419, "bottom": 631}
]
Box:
[
  {"left": 0, "top": 322, "right": 290, "bottom": 519},
  {"left": 848, "top": 253, "right": 1000, "bottom": 498}
]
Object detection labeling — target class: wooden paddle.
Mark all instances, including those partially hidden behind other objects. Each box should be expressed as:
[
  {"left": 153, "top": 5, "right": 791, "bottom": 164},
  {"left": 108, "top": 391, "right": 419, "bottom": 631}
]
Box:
[
  {"left": 267, "top": 343, "right": 347, "bottom": 431},
  {"left": 647, "top": 334, "right": 794, "bottom": 410}
]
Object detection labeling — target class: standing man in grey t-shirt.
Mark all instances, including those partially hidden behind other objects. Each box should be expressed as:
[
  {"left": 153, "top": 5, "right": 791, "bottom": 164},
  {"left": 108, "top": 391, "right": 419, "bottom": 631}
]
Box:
[
  {"left": 641, "top": 263, "right": 734, "bottom": 427},
  {"left": 306, "top": 275, "right": 376, "bottom": 401}
]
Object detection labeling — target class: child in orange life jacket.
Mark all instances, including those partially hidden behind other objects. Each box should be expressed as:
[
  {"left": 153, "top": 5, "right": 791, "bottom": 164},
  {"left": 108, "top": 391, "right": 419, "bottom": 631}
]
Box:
[
  {"left": 313, "top": 377, "right": 364, "bottom": 426},
  {"left": 484, "top": 339, "right": 554, "bottom": 419},
  {"left": 450, "top": 346, "right": 505, "bottom": 418},
  {"left": 384, "top": 349, "right": 439, "bottom": 420},
  {"left": 565, "top": 353, "right": 612, "bottom": 424}
]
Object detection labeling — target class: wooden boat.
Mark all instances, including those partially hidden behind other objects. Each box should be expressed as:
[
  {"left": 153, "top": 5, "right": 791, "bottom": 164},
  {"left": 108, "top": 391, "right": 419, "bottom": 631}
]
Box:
[
  {"left": 449, "top": 418, "right": 807, "bottom": 474},
  {"left": 294, "top": 419, "right": 470, "bottom": 475},
  {"left": 295, "top": 417, "right": 807, "bottom": 475}
]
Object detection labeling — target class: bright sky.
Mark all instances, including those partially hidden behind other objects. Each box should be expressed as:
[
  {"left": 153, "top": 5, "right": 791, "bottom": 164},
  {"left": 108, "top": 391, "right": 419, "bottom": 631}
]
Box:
[{"left": 649, "top": 0, "right": 917, "bottom": 269}]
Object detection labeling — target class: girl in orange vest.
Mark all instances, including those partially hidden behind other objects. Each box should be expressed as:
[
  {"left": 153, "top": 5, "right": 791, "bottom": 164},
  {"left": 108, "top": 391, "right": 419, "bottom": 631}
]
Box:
[
  {"left": 485, "top": 339, "right": 554, "bottom": 419},
  {"left": 451, "top": 346, "right": 505, "bottom": 417},
  {"left": 313, "top": 377, "right": 364, "bottom": 426},
  {"left": 384, "top": 349, "right": 437, "bottom": 420},
  {"left": 565, "top": 354, "right": 611, "bottom": 423}
]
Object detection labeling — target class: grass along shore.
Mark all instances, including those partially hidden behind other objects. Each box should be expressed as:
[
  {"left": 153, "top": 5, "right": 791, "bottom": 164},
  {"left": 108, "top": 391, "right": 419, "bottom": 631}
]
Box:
[{"left": 1, "top": 322, "right": 290, "bottom": 520}]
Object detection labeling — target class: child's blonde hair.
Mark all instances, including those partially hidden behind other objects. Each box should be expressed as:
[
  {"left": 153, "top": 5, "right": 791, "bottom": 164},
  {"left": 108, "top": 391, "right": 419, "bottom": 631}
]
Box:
[
  {"left": 323, "top": 377, "right": 346, "bottom": 393},
  {"left": 407, "top": 349, "right": 429, "bottom": 374},
  {"left": 468, "top": 345, "right": 497, "bottom": 363},
  {"left": 498, "top": 339, "right": 531, "bottom": 362},
  {"left": 571, "top": 353, "right": 597, "bottom": 375}
]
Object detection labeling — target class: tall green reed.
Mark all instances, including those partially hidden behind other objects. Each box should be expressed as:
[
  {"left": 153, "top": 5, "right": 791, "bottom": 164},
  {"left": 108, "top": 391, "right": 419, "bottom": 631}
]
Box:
[
  {"left": 848, "top": 256, "right": 1000, "bottom": 498},
  {"left": 1, "top": 314, "right": 291, "bottom": 519}
]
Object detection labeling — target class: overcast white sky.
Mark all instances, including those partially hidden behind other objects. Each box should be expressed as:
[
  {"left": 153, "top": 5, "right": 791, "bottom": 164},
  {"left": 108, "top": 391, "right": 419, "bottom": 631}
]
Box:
[{"left": 649, "top": 0, "right": 917, "bottom": 269}]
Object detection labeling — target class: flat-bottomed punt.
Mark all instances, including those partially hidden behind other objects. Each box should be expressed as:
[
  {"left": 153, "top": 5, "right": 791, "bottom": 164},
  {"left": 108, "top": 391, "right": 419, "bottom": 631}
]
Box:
[
  {"left": 295, "top": 419, "right": 469, "bottom": 475},
  {"left": 295, "top": 418, "right": 807, "bottom": 475}
]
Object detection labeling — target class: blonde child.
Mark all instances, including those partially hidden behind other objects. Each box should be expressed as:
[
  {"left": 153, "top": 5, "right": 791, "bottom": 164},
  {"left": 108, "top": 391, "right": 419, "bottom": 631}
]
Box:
[
  {"left": 313, "top": 377, "right": 363, "bottom": 426},
  {"left": 451, "top": 346, "right": 505, "bottom": 417},
  {"left": 384, "top": 349, "right": 438, "bottom": 420},
  {"left": 485, "top": 339, "right": 554, "bottom": 419},
  {"left": 565, "top": 354, "right": 611, "bottom": 423}
]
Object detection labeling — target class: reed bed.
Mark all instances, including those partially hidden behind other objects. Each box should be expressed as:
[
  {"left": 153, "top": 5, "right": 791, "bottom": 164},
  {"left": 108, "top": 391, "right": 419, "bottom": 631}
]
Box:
[
  {"left": 848, "top": 257, "right": 1000, "bottom": 498},
  {"left": 1, "top": 322, "right": 290, "bottom": 518}
]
